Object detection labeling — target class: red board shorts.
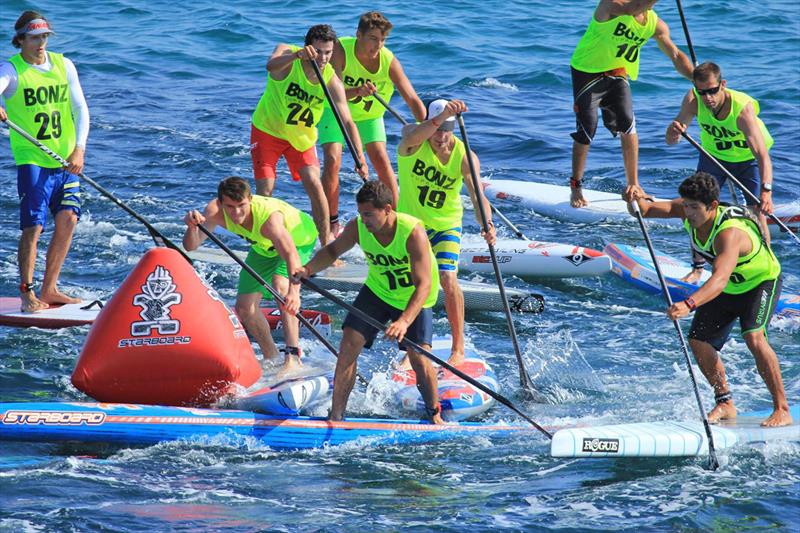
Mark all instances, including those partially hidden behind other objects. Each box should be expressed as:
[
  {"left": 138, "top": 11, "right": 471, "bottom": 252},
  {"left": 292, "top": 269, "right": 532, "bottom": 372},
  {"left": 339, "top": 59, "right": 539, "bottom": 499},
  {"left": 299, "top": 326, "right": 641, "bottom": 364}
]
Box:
[{"left": 250, "top": 124, "right": 319, "bottom": 182}]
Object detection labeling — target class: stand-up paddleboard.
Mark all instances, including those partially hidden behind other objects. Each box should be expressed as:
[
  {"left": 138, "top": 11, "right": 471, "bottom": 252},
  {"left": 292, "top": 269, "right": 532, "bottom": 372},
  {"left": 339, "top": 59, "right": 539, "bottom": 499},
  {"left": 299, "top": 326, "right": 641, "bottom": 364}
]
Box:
[
  {"left": 313, "top": 263, "right": 545, "bottom": 313},
  {"left": 551, "top": 405, "right": 800, "bottom": 458},
  {"left": 604, "top": 243, "right": 800, "bottom": 319},
  {"left": 234, "top": 371, "right": 332, "bottom": 416},
  {"left": 0, "top": 296, "right": 332, "bottom": 335},
  {"left": 0, "top": 402, "right": 533, "bottom": 450},
  {"left": 0, "top": 298, "right": 103, "bottom": 328},
  {"left": 459, "top": 239, "right": 611, "bottom": 278},
  {"left": 391, "top": 336, "right": 497, "bottom": 421},
  {"left": 483, "top": 179, "right": 799, "bottom": 238}
]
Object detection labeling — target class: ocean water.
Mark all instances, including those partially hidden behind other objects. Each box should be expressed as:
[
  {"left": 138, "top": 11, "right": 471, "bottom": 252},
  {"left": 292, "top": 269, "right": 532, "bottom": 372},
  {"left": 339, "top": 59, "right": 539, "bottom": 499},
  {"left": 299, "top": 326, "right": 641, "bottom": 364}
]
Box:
[{"left": 1, "top": 1, "right": 799, "bottom": 531}]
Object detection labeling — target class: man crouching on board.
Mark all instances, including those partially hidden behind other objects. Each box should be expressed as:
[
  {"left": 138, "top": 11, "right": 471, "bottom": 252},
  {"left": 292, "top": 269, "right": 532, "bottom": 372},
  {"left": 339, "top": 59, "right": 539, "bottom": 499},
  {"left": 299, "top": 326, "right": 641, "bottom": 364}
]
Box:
[
  {"left": 293, "top": 181, "right": 444, "bottom": 424},
  {"left": 631, "top": 172, "right": 790, "bottom": 427}
]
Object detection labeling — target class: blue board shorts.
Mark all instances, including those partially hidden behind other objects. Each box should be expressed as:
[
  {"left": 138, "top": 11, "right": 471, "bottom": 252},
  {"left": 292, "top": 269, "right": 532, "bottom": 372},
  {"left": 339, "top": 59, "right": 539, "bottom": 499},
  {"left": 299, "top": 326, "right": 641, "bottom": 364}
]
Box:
[
  {"left": 17, "top": 164, "right": 81, "bottom": 230},
  {"left": 696, "top": 154, "right": 761, "bottom": 205}
]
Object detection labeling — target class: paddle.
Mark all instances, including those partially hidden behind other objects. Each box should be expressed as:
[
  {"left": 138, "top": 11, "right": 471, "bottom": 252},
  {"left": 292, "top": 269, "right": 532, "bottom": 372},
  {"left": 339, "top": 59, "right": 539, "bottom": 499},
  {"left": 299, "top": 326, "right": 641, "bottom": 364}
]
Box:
[
  {"left": 629, "top": 200, "right": 720, "bottom": 470},
  {"left": 300, "top": 276, "right": 553, "bottom": 439},
  {"left": 372, "top": 94, "right": 532, "bottom": 241},
  {"left": 307, "top": 58, "right": 365, "bottom": 181},
  {"left": 2, "top": 118, "right": 192, "bottom": 263},
  {"left": 196, "top": 224, "right": 368, "bottom": 386},
  {"left": 679, "top": 131, "right": 800, "bottom": 245},
  {"left": 457, "top": 114, "right": 536, "bottom": 395}
]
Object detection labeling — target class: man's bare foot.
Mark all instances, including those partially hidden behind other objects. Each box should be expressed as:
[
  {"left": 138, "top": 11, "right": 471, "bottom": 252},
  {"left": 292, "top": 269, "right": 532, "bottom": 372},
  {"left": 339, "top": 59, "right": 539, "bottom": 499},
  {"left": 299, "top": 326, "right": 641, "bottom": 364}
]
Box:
[
  {"left": 680, "top": 269, "right": 703, "bottom": 284},
  {"left": 20, "top": 291, "right": 49, "bottom": 313},
  {"left": 570, "top": 188, "right": 589, "bottom": 208},
  {"left": 39, "top": 288, "right": 80, "bottom": 306},
  {"left": 446, "top": 351, "right": 465, "bottom": 367},
  {"left": 707, "top": 401, "right": 737, "bottom": 424},
  {"left": 430, "top": 413, "right": 445, "bottom": 425},
  {"left": 275, "top": 354, "right": 303, "bottom": 379},
  {"left": 761, "top": 408, "right": 793, "bottom": 427},
  {"left": 394, "top": 355, "right": 412, "bottom": 371}
]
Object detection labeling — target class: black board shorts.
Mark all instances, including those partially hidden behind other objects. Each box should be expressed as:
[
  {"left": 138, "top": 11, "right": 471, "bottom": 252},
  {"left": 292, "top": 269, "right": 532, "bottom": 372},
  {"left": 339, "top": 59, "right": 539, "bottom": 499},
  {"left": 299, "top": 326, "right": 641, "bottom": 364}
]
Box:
[
  {"left": 342, "top": 285, "right": 433, "bottom": 350},
  {"left": 689, "top": 277, "right": 782, "bottom": 351},
  {"left": 570, "top": 67, "right": 635, "bottom": 145}
]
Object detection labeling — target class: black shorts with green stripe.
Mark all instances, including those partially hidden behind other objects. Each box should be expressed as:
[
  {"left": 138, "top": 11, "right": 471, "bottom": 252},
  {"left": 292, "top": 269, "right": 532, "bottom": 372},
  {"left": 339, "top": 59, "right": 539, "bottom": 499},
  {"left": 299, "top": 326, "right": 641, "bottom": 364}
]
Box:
[{"left": 689, "top": 277, "right": 782, "bottom": 351}]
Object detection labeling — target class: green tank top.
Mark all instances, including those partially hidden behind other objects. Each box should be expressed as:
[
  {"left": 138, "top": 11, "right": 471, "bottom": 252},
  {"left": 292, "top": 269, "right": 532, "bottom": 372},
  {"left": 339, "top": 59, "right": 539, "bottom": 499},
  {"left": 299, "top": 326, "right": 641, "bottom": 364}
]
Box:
[
  {"left": 684, "top": 205, "right": 780, "bottom": 294},
  {"left": 338, "top": 36, "right": 394, "bottom": 122},
  {"left": 251, "top": 46, "right": 334, "bottom": 151},
  {"left": 223, "top": 195, "right": 318, "bottom": 258},
  {"left": 358, "top": 212, "right": 439, "bottom": 310},
  {"left": 695, "top": 88, "right": 774, "bottom": 163},
  {"left": 570, "top": 10, "right": 658, "bottom": 81},
  {"left": 6, "top": 52, "right": 77, "bottom": 167},
  {"left": 397, "top": 137, "right": 466, "bottom": 231}
]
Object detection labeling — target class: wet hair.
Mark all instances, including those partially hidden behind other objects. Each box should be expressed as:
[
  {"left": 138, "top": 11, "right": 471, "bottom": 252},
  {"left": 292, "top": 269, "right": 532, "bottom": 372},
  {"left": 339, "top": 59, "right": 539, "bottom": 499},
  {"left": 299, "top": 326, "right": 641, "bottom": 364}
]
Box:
[
  {"left": 12, "top": 11, "right": 48, "bottom": 48},
  {"left": 217, "top": 176, "right": 252, "bottom": 203},
  {"left": 357, "top": 12, "right": 393, "bottom": 35},
  {"left": 678, "top": 172, "right": 720, "bottom": 207},
  {"left": 356, "top": 180, "right": 393, "bottom": 208},
  {"left": 304, "top": 24, "right": 337, "bottom": 46},
  {"left": 693, "top": 62, "right": 722, "bottom": 85}
]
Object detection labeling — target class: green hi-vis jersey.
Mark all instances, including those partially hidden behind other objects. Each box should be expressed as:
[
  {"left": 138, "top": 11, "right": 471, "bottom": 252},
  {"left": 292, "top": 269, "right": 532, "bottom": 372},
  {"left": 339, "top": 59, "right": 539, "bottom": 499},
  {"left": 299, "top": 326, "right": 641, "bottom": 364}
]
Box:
[
  {"left": 252, "top": 46, "right": 334, "bottom": 151},
  {"left": 570, "top": 10, "right": 658, "bottom": 80},
  {"left": 338, "top": 36, "right": 394, "bottom": 122},
  {"left": 695, "top": 88, "right": 774, "bottom": 163},
  {"left": 7, "top": 52, "right": 76, "bottom": 167},
  {"left": 358, "top": 212, "right": 439, "bottom": 310},
  {"left": 397, "top": 137, "right": 466, "bottom": 231},
  {"left": 685, "top": 205, "right": 780, "bottom": 294},
  {"left": 223, "top": 195, "right": 318, "bottom": 258}
]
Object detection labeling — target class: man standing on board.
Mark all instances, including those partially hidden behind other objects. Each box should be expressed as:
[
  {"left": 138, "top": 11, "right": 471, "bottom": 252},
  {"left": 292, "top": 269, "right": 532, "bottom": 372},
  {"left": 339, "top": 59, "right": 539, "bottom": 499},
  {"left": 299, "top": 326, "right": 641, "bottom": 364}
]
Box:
[
  {"left": 632, "top": 172, "right": 790, "bottom": 427},
  {"left": 183, "top": 176, "right": 317, "bottom": 376},
  {"left": 319, "top": 11, "right": 426, "bottom": 236},
  {"left": 250, "top": 24, "right": 369, "bottom": 247},
  {"left": 397, "top": 99, "right": 496, "bottom": 366},
  {"left": 666, "top": 61, "right": 775, "bottom": 282},
  {"left": 293, "top": 181, "right": 444, "bottom": 424},
  {"left": 569, "top": 0, "right": 693, "bottom": 208},
  {"left": 0, "top": 11, "right": 89, "bottom": 312}
]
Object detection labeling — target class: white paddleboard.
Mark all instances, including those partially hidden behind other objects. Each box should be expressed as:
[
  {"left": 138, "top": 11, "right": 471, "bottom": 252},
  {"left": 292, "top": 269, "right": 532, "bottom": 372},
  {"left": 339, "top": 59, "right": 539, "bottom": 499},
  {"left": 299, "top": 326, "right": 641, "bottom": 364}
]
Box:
[
  {"left": 0, "top": 298, "right": 103, "bottom": 328},
  {"left": 483, "top": 179, "right": 798, "bottom": 238},
  {"left": 390, "top": 336, "right": 498, "bottom": 421},
  {"left": 459, "top": 239, "right": 611, "bottom": 278},
  {"left": 551, "top": 405, "right": 800, "bottom": 458},
  {"left": 235, "top": 371, "right": 332, "bottom": 416}
]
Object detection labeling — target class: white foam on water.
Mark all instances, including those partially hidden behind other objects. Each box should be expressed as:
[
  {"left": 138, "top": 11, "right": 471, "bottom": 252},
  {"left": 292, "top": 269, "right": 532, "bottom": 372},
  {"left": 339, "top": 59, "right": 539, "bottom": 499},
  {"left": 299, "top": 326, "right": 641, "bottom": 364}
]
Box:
[{"left": 474, "top": 77, "right": 519, "bottom": 92}]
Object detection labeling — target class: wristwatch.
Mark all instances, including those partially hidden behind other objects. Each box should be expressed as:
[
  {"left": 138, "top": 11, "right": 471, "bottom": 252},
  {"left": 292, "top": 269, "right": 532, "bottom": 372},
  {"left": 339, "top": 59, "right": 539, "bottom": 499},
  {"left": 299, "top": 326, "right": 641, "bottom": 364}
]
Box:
[{"left": 762, "top": 182, "right": 773, "bottom": 192}]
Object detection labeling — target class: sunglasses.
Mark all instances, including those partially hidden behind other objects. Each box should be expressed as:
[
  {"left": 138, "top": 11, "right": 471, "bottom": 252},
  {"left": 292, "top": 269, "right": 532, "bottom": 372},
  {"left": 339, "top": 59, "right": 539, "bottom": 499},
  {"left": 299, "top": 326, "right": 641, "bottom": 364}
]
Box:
[{"left": 695, "top": 83, "right": 722, "bottom": 96}]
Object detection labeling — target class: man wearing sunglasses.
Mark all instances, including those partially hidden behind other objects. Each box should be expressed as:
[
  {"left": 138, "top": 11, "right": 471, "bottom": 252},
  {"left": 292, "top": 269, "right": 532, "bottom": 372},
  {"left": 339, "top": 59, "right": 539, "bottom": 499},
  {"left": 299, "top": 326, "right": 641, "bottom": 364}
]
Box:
[{"left": 666, "top": 62, "right": 774, "bottom": 276}]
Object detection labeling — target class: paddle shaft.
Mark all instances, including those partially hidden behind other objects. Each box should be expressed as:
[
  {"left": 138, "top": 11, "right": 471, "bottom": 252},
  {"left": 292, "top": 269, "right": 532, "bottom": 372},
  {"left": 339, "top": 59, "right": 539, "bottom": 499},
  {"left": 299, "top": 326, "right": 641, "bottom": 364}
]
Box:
[
  {"left": 301, "top": 276, "right": 552, "bottom": 439},
  {"left": 3, "top": 119, "right": 192, "bottom": 262},
  {"left": 457, "top": 115, "right": 535, "bottom": 393},
  {"left": 307, "top": 59, "right": 364, "bottom": 178},
  {"left": 630, "top": 201, "right": 720, "bottom": 470},
  {"left": 196, "top": 225, "right": 368, "bottom": 386},
  {"left": 680, "top": 131, "right": 799, "bottom": 244},
  {"left": 373, "top": 96, "right": 531, "bottom": 241}
]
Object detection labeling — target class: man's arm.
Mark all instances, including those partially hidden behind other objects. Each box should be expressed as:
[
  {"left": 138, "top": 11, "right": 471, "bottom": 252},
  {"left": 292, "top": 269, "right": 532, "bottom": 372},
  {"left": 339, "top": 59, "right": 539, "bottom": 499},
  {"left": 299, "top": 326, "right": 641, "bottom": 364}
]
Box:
[
  {"left": 653, "top": 19, "right": 694, "bottom": 80},
  {"left": 629, "top": 196, "right": 685, "bottom": 219},
  {"left": 385, "top": 224, "right": 432, "bottom": 341},
  {"left": 666, "top": 90, "right": 698, "bottom": 145},
  {"left": 327, "top": 75, "right": 369, "bottom": 180},
  {"left": 298, "top": 218, "right": 359, "bottom": 278},
  {"left": 461, "top": 151, "right": 496, "bottom": 245},
  {"left": 398, "top": 99, "right": 467, "bottom": 155},
  {"left": 266, "top": 43, "right": 309, "bottom": 80},
  {"left": 183, "top": 199, "right": 223, "bottom": 251},
  {"left": 737, "top": 102, "right": 774, "bottom": 214},
  {"left": 389, "top": 57, "right": 426, "bottom": 122},
  {"left": 667, "top": 228, "right": 742, "bottom": 318}
]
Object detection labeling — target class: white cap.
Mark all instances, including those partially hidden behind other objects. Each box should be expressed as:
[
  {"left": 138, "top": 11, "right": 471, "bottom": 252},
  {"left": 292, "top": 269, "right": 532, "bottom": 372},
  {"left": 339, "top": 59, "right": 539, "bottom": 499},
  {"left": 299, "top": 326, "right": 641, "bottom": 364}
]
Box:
[{"left": 426, "top": 99, "right": 455, "bottom": 131}]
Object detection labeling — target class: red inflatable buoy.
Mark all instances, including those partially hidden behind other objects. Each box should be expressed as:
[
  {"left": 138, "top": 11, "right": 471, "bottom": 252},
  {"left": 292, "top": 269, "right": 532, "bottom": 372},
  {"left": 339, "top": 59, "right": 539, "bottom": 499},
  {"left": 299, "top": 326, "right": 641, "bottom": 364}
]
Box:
[{"left": 72, "top": 247, "right": 261, "bottom": 406}]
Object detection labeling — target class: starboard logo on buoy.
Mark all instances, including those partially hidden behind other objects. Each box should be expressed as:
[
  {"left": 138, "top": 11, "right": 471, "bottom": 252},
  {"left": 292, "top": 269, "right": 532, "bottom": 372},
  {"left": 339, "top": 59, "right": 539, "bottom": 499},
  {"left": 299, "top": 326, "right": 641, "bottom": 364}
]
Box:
[{"left": 582, "top": 437, "right": 620, "bottom": 453}]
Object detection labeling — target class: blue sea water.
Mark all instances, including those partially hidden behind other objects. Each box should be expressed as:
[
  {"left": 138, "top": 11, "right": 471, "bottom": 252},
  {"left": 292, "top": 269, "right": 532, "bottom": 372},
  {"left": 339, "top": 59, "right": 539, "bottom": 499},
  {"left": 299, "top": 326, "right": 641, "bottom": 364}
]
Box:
[{"left": 1, "top": 0, "right": 799, "bottom": 530}]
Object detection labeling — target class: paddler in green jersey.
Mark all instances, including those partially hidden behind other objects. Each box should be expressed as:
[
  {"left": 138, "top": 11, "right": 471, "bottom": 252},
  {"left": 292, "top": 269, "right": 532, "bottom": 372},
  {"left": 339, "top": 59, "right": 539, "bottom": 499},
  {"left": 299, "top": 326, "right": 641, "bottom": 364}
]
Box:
[
  {"left": 183, "top": 177, "right": 318, "bottom": 376},
  {"left": 318, "top": 11, "right": 426, "bottom": 237},
  {"left": 397, "top": 99, "right": 496, "bottom": 366},
  {"left": 294, "top": 181, "right": 445, "bottom": 425},
  {"left": 569, "top": 0, "right": 693, "bottom": 209},
  {"left": 1, "top": 11, "right": 90, "bottom": 313},
  {"left": 666, "top": 62, "right": 776, "bottom": 276},
  {"left": 632, "top": 172, "right": 791, "bottom": 428},
  {"left": 250, "top": 24, "right": 369, "bottom": 248}
]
